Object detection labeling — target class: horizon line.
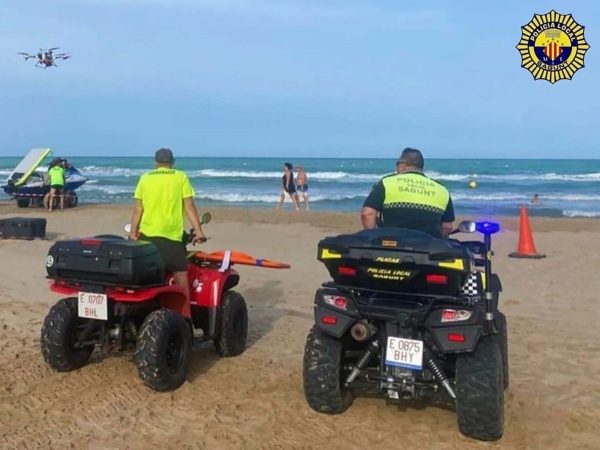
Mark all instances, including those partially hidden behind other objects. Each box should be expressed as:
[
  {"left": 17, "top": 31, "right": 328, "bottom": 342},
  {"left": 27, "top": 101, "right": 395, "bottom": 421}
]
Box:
[{"left": 1, "top": 155, "right": 600, "bottom": 161}]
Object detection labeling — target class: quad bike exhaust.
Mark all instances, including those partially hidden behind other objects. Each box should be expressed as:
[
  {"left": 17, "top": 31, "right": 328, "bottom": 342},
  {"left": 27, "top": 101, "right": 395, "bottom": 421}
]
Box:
[{"left": 350, "top": 321, "right": 377, "bottom": 342}]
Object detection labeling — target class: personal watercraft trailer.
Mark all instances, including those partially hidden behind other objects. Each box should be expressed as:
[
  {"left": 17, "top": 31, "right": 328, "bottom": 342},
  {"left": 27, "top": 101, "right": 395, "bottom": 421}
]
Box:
[{"left": 1, "top": 148, "right": 88, "bottom": 208}]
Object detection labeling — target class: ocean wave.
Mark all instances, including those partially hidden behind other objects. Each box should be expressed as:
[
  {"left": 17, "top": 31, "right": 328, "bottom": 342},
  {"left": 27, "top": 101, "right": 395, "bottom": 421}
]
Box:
[
  {"left": 70, "top": 182, "right": 600, "bottom": 204},
  {"left": 77, "top": 166, "right": 382, "bottom": 181},
  {"left": 452, "top": 193, "right": 526, "bottom": 201},
  {"left": 452, "top": 193, "right": 600, "bottom": 201},
  {"left": 427, "top": 171, "right": 472, "bottom": 181},
  {"left": 544, "top": 193, "right": 600, "bottom": 201},
  {"left": 431, "top": 172, "right": 600, "bottom": 183},
  {"left": 73, "top": 166, "right": 600, "bottom": 184},
  {"left": 78, "top": 184, "right": 133, "bottom": 195},
  {"left": 460, "top": 173, "right": 600, "bottom": 182},
  {"left": 196, "top": 192, "right": 363, "bottom": 203},
  {"left": 194, "top": 169, "right": 382, "bottom": 181},
  {"left": 79, "top": 166, "right": 145, "bottom": 177},
  {"left": 76, "top": 184, "right": 364, "bottom": 202},
  {"left": 562, "top": 210, "right": 600, "bottom": 218}
]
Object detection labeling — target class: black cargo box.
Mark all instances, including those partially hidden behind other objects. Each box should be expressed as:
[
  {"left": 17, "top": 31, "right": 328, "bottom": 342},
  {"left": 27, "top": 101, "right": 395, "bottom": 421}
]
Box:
[
  {"left": 0, "top": 217, "right": 46, "bottom": 239},
  {"left": 318, "top": 228, "right": 472, "bottom": 295},
  {"left": 46, "top": 238, "right": 166, "bottom": 286}
]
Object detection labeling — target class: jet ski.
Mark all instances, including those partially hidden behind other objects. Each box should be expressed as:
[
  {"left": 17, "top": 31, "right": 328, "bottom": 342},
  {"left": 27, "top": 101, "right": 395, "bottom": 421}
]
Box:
[{"left": 1, "top": 148, "right": 88, "bottom": 208}]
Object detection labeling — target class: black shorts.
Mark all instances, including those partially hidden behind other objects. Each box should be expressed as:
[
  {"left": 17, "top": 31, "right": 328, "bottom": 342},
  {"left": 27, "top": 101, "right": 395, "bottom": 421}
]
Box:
[
  {"left": 50, "top": 185, "right": 63, "bottom": 193},
  {"left": 139, "top": 234, "right": 188, "bottom": 273}
]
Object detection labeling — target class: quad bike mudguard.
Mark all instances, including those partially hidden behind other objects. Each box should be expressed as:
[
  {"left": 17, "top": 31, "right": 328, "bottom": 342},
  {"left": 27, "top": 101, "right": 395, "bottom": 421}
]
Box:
[
  {"left": 424, "top": 307, "right": 485, "bottom": 353},
  {"left": 50, "top": 281, "right": 190, "bottom": 317}
]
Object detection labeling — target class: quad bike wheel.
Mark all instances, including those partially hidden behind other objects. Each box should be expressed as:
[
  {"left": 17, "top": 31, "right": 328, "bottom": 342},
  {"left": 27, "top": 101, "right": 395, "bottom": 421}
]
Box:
[
  {"left": 135, "top": 309, "right": 192, "bottom": 392},
  {"left": 302, "top": 327, "right": 353, "bottom": 414},
  {"left": 494, "top": 312, "right": 509, "bottom": 389},
  {"left": 213, "top": 290, "right": 248, "bottom": 357},
  {"left": 455, "top": 337, "right": 504, "bottom": 441},
  {"left": 41, "top": 297, "right": 95, "bottom": 371}
]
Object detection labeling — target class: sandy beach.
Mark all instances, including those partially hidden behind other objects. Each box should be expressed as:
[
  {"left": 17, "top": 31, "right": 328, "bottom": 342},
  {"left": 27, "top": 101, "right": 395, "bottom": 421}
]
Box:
[{"left": 1, "top": 201, "right": 599, "bottom": 449}]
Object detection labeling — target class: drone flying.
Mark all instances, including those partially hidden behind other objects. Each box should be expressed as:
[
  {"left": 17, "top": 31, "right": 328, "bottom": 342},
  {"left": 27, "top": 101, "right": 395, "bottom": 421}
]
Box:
[{"left": 18, "top": 48, "right": 71, "bottom": 68}]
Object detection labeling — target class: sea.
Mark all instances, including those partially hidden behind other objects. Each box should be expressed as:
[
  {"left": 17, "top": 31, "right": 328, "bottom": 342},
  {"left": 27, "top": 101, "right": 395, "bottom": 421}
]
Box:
[{"left": 1, "top": 157, "right": 600, "bottom": 218}]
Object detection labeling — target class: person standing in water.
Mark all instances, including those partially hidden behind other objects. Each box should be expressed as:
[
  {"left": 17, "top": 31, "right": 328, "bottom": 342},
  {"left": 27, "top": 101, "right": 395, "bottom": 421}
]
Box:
[
  {"left": 277, "top": 162, "right": 300, "bottom": 210},
  {"left": 295, "top": 164, "right": 309, "bottom": 210}
]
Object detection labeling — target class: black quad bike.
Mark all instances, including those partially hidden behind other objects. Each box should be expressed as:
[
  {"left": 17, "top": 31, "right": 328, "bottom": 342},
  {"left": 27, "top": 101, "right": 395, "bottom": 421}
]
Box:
[{"left": 302, "top": 221, "right": 508, "bottom": 441}]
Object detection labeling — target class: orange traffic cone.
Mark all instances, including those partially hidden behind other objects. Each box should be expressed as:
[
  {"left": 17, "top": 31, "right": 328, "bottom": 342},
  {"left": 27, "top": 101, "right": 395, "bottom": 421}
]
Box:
[{"left": 509, "top": 205, "right": 546, "bottom": 258}]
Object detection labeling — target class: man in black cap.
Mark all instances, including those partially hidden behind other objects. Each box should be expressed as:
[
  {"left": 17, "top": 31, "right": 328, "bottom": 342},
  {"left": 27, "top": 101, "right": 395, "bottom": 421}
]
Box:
[
  {"left": 130, "top": 148, "right": 206, "bottom": 304},
  {"left": 361, "top": 148, "right": 455, "bottom": 238}
]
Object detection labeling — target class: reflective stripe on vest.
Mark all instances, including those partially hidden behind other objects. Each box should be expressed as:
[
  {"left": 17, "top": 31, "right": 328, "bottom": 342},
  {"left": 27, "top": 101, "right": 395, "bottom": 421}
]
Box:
[{"left": 381, "top": 172, "right": 449, "bottom": 213}]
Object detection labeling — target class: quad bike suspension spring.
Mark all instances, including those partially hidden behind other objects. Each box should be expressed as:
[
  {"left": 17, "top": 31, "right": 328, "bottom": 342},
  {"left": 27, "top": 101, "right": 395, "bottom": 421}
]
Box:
[
  {"left": 345, "top": 340, "right": 379, "bottom": 386},
  {"left": 427, "top": 357, "right": 456, "bottom": 400},
  {"left": 127, "top": 321, "right": 138, "bottom": 340}
]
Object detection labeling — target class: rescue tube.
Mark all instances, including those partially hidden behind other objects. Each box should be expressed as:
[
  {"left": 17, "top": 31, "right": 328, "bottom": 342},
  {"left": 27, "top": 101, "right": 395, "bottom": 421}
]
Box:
[{"left": 192, "top": 250, "right": 291, "bottom": 269}]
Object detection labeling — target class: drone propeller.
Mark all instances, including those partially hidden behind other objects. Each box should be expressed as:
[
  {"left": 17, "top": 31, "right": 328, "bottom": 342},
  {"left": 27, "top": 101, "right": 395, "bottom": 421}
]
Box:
[
  {"left": 48, "top": 47, "right": 60, "bottom": 51},
  {"left": 54, "top": 53, "right": 71, "bottom": 60},
  {"left": 18, "top": 52, "right": 36, "bottom": 60}
]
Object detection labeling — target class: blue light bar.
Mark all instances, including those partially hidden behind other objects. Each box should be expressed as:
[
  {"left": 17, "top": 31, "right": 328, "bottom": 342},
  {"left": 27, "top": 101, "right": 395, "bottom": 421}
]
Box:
[{"left": 476, "top": 221, "right": 500, "bottom": 235}]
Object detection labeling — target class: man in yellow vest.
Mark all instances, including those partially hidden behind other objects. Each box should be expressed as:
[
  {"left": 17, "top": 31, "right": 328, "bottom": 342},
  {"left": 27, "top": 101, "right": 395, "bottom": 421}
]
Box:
[
  {"left": 361, "top": 148, "right": 455, "bottom": 238},
  {"left": 48, "top": 159, "right": 65, "bottom": 212},
  {"left": 129, "top": 148, "right": 206, "bottom": 304}
]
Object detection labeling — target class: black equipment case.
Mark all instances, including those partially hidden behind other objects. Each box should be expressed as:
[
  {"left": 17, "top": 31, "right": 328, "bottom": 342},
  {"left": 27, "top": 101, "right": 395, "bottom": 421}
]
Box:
[
  {"left": 318, "top": 228, "right": 472, "bottom": 295},
  {"left": 46, "top": 238, "right": 166, "bottom": 286},
  {"left": 0, "top": 217, "right": 46, "bottom": 239}
]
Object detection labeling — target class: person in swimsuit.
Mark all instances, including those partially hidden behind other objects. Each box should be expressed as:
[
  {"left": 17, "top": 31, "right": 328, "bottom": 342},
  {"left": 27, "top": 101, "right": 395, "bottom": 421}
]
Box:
[
  {"left": 295, "top": 164, "right": 309, "bottom": 210},
  {"left": 277, "top": 162, "right": 300, "bottom": 210}
]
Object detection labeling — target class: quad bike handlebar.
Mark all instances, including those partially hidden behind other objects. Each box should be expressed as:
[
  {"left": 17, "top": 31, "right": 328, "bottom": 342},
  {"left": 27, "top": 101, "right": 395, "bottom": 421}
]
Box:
[
  {"left": 124, "top": 211, "right": 213, "bottom": 245},
  {"left": 184, "top": 229, "right": 208, "bottom": 245}
]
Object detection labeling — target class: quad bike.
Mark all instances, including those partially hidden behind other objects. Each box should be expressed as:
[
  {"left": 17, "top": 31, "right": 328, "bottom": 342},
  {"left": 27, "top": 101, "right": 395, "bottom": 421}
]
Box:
[
  {"left": 303, "top": 221, "right": 508, "bottom": 441},
  {"left": 41, "top": 213, "right": 290, "bottom": 391}
]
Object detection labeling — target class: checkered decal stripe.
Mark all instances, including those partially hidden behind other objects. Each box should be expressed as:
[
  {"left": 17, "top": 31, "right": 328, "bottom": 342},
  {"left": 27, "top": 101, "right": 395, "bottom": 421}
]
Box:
[
  {"left": 381, "top": 202, "right": 445, "bottom": 214},
  {"left": 460, "top": 272, "right": 481, "bottom": 296}
]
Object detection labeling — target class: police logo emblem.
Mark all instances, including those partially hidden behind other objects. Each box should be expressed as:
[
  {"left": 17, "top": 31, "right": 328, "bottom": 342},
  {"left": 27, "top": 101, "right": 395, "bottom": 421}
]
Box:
[{"left": 516, "top": 10, "right": 590, "bottom": 83}]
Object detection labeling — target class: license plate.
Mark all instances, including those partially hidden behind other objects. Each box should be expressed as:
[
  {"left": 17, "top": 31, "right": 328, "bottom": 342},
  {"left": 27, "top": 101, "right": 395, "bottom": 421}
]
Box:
[
  {"left": 78, "top": 292, "right": 108, "bottom": 320},
  {"left": 385, "top": 336, "right": 424, "bottom": 370}
]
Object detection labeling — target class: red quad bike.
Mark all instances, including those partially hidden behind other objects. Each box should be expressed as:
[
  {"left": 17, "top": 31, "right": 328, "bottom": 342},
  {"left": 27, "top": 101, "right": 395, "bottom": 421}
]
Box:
[{"left": 41, "top": 213, "right": 290, "bottom": 391}]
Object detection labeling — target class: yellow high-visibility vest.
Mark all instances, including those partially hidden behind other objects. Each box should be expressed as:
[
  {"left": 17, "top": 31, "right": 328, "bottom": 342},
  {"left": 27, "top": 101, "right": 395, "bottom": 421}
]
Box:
[{"left": 381, "top": 172, "right": 449, "bottom": 213}]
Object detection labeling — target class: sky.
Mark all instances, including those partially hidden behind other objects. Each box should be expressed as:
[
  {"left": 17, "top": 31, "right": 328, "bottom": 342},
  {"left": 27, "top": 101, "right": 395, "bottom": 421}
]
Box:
[{"left": 0, "top": 0, "right": 598, "bottom": 158}]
